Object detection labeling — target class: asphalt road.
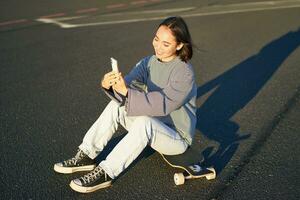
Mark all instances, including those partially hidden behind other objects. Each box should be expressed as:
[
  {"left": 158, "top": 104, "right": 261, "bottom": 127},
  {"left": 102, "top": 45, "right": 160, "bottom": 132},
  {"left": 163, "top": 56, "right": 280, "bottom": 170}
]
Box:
[{"left": 1, "top": 0, "right": 299, "bottom": 199}]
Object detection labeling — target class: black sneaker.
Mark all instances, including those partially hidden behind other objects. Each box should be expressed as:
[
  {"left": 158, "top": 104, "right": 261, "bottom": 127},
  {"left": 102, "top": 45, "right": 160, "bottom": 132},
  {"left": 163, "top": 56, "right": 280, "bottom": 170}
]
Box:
[
  {"left": 69, "top": 165, "right": 112, "bottom": 193},
  {"left": 54, "top": 149, "right": 96, "bottom": 174}
]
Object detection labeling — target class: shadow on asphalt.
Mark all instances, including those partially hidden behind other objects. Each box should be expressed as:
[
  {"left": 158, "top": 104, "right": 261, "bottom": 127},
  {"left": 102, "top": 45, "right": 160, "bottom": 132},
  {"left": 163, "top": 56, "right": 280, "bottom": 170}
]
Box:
[{"left": 196, "top": 28, "right": 300, "bottom": 174}]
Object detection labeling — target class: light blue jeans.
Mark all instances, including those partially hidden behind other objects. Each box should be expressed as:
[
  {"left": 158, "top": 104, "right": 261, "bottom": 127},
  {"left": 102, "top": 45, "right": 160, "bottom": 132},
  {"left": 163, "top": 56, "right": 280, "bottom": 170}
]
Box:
[{"left": 78, "top": 101, "right": 188, "bottom": 179}]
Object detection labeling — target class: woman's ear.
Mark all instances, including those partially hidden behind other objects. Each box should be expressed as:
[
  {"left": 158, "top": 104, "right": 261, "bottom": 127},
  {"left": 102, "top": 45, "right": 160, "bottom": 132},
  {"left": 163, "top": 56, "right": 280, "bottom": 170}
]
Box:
[{"left": 176, "top": 43, "right": 184, "bottom": 51}]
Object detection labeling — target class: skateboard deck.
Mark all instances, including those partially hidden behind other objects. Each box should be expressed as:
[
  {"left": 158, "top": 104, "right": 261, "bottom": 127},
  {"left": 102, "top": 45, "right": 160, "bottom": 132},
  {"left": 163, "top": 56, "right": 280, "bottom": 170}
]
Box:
[{"left": 160, "top": 148, "right": 216, "bottom": 185}]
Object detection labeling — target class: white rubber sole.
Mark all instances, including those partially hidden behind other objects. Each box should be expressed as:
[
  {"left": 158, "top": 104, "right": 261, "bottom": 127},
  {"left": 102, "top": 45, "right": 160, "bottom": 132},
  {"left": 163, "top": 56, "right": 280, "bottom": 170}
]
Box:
[
  {"left": 69, "top": 180, "right": 112, "bottom": 193},
  {"left": 53, "top": 164, "right": 96, "bottom": 174}
]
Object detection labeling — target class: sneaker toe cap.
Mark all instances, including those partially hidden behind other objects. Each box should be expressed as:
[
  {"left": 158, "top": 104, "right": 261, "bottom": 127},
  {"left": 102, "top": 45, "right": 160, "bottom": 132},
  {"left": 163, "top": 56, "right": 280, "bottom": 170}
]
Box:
[
  {"left": 55, "top": 162, "right": 63, "bottom": 167},
  {"left": 73, "top": 179, "right": 83, "bottom": 186}
]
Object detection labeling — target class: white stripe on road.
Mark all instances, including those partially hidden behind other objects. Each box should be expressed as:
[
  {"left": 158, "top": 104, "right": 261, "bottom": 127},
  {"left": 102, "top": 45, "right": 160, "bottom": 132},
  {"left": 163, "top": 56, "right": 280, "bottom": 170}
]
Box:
[
  {"left": 36, "top": 0, "right": 300, "bottom": 28},
  {"left": 184, "top": 0, "right": 300, "bottom": 18},
  {"left": 36, "top": 16, "right": 86, "bottom": 28},
  {"left": 101, "top": 7, "right": 195, "bottom": 17}
]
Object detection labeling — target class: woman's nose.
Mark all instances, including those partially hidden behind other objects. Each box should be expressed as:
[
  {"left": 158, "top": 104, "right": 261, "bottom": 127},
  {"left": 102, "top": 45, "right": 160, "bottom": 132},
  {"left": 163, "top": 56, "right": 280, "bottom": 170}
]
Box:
[{"left": 156, "top": 42, "right": 162, "bottom": 50}]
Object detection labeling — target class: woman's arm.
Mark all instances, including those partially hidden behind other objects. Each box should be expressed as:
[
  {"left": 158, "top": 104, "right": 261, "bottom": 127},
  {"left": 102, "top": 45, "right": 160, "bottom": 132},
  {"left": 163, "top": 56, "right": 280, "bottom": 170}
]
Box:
[{"left": 125, "top": 65, "right": 195, "bottom": 116}]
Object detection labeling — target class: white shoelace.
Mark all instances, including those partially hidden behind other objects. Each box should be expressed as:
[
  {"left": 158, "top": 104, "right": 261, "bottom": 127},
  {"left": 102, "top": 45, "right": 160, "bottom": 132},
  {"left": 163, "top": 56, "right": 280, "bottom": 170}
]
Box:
[
  {"left": 81, "top": 166, "right": 105, "bottom": 184},
  {"left": 64, "top": 150, "right": 85, "bottom": 165}
]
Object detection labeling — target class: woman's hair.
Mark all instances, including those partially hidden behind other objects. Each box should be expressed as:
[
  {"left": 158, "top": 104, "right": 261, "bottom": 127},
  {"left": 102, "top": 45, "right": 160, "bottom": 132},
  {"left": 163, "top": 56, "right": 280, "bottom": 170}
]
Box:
[{"left": 158, "top": 16, "right": 193, "bottom": 62}]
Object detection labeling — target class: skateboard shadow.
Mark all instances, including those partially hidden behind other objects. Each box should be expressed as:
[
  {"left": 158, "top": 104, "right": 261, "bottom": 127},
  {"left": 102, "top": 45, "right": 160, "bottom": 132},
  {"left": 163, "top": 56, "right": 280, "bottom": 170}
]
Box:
[{"left": 196, "top": 28, "right": 300, "bottom": 174}]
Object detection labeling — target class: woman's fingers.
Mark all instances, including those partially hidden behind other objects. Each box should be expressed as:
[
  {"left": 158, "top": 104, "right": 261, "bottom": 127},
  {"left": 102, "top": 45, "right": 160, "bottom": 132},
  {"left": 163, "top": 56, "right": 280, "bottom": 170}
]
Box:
[
  {"left": 106, "top": 72, "right": 121, "bottom": 81},
  {"left": 101, "top": 71, "right": 122, "bottom": 89},
  {"left": 102, "top": 72, "right": 115, "bottom": 88},
  {"left": 104, "top": 71, "right": 121, "bottom": 78}
]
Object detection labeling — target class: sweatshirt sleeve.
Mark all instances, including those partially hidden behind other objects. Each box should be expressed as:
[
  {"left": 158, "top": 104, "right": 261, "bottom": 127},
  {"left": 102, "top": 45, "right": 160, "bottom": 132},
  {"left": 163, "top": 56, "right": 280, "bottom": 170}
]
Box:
[
  {"left": 102, "top": 87, "right": 125, "bottom": 104},
  {"left": 124, "top": 57, "right": 150, "bottom": 86},
  {"left": 125, "top": 65, "right": 194, "bottom": 116}
]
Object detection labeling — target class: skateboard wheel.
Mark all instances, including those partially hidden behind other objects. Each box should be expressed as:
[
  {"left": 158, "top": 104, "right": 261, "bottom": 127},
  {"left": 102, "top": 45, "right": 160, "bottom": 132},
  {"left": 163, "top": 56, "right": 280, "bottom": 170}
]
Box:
[
  {"left": 174, "top": 173, "right": 185, "bottom": 185},
  {"left": 205, "top": 167, "right": 216, "bottom": 180}
]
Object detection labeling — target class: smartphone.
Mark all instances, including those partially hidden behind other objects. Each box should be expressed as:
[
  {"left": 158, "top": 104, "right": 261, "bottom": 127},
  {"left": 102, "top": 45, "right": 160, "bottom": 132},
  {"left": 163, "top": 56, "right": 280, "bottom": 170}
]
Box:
[{"left": 111, "top": 57, "right": 119, "bottom": 72}]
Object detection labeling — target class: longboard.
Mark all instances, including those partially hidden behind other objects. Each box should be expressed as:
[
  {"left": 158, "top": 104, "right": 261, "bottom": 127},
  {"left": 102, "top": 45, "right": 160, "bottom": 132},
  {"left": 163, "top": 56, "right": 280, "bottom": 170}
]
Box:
[{"left": 159, "top": 148, "right": 216, "bottom": 185}]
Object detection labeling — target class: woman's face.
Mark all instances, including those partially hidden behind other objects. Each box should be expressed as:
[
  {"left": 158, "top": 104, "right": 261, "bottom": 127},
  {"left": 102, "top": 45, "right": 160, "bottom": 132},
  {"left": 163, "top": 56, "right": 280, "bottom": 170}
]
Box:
[{"left": 152, "top": 25, "right": 183, "bottom": 62}]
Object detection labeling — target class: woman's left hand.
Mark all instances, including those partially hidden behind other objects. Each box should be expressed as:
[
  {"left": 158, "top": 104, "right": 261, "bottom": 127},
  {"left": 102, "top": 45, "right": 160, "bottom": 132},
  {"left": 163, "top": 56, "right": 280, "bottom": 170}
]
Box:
[{"left": 113, "top": 73, "right": 128, "bottom": 96}]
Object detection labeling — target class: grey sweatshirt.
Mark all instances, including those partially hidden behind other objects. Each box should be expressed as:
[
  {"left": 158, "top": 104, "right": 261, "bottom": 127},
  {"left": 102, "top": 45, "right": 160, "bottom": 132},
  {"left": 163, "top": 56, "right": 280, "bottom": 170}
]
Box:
[{"left": 104, "top": 55, "right": 197, "bottom": 145}]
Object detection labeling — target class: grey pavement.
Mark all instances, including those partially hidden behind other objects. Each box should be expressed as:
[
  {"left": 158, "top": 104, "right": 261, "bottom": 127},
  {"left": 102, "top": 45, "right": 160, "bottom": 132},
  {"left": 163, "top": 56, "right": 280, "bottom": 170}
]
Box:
[
  {"left": 220, "top": 86, "right": 300, "bottom": 200},
  {"left": 0, "top": 0, "right": 299, "bottom": 199}
]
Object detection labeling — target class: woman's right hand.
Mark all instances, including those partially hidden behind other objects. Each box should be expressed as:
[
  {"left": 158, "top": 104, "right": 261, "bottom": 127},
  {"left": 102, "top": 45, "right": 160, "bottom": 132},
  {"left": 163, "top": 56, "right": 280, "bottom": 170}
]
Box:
[{"left": 101, "top": 71, "right": 121, "bottom": 89}]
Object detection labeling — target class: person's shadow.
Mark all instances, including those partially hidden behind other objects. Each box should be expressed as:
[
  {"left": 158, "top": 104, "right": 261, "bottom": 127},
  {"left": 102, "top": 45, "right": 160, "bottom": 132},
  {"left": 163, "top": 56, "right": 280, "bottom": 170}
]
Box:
[{"left": 196, "top": 28, "right": 300, "bottom": 174}]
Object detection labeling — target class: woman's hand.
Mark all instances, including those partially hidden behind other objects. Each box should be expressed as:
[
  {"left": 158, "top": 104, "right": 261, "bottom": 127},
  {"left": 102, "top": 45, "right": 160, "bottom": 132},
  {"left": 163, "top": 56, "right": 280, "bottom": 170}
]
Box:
[
  {"left": 101, "top": 71, "right": 128, "bottom": 96},
  {"left": 112, "top": 73, "right": 128, "bottom": 96},
  {"left": 101, "top": 71, "right": 120, "bottom": 90}
]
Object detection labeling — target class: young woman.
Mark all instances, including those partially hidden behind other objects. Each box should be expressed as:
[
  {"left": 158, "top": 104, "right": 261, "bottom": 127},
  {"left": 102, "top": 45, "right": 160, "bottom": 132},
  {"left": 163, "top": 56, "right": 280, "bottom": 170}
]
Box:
[{"left": 54, "top": 16, "right": 197, "bottom": 193}]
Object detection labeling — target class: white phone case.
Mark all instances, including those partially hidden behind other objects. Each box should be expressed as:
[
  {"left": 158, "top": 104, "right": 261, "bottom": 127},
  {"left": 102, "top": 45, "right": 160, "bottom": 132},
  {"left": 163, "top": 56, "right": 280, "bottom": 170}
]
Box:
[{"left": 111, "top": 57, "right": 119, "bottom": 72}]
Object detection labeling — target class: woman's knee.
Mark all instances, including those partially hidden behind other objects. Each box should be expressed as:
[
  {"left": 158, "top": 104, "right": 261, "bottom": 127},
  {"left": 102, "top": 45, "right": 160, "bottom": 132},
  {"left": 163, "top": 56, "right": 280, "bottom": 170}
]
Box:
[
  {"left": 129, "top": 116, "right": 156, "bottom": 139},
  {"left": 132, "top": 116, "right": 155, "bottom": 127}
]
